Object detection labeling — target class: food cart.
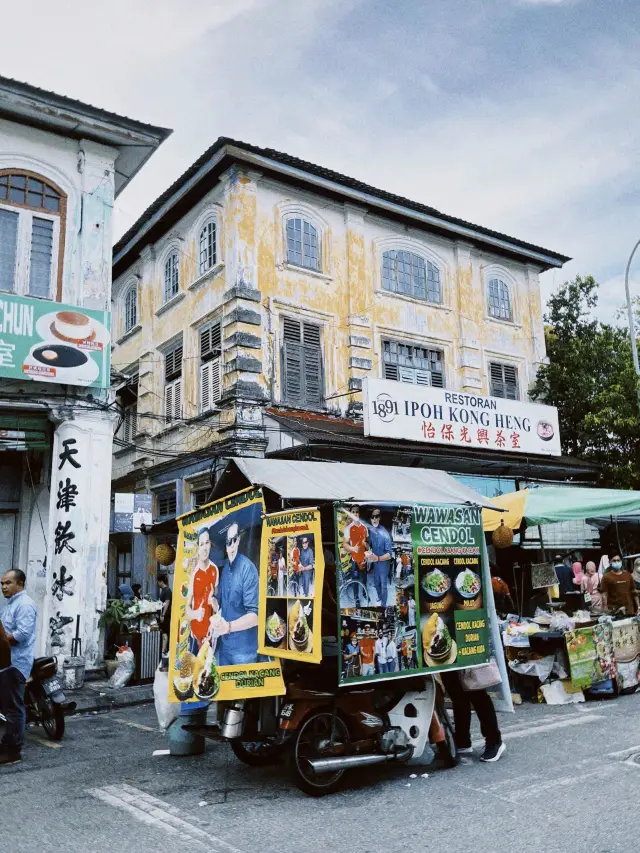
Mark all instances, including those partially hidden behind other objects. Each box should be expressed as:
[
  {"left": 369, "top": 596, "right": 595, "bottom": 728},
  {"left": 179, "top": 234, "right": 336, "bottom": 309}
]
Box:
[{"left": 167, "top": 457, "right": 510, "bottom": 793}]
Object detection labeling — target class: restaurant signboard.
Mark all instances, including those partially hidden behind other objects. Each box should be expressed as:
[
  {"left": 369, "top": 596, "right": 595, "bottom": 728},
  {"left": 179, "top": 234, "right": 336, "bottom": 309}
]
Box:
[{"left": 363, "top": 377, "right": 561, "bottom": 456}]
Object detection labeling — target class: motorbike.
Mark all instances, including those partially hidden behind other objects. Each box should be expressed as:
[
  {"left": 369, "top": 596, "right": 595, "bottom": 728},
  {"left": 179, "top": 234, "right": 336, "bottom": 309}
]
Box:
[
  {"left": 24, "top": 656, "right": 75, "bottom": 741},
  {"left": 207, "top": 658, "right": 457, "bottom": 797}
]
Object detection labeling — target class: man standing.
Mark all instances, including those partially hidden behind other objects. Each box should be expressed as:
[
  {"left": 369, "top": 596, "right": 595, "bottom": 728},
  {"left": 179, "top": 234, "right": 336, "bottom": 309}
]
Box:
[
  {"left": 601, "top": 555, "right": 636, "bottom": 615},
  {"left": 214, "top": 522, "right": 259, "bottom": 666},
  {"left": 359, "top": 624, "right": 376, "bottom": 676},
  {"left": 157, "top": 574, "right": 172, "bottom": 670},
  {"left": 0, "top": 569, "right": 37, "bottom": 765},
  {"left": 186, "top": 527, "right": 219, "bottom": 655},
  {"left": 407, "top": 591, "right": 416, "bottom": 628},
  {"left": 298, "top": 536, "right": 315, "bottom": 597},
  {"left": 343, "top": 505, "right": 368, "bottom": 607},
  {"left": 343, "top": 632, "right": 361, "bottom": 678},
  {"left": 366, "top": 508, "right": 393, "bottom": 607},
  {"left": 554, "top": 555, "right": 575, "bottom": 598}
]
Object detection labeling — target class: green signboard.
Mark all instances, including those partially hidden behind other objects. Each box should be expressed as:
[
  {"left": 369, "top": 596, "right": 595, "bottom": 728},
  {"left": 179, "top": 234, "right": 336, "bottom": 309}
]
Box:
[
  {"left": 336, "top": 502, "right": 490, "bottom": 685},
  {"left": 0, "top": 293, "right": 110, "bottom": 388}
]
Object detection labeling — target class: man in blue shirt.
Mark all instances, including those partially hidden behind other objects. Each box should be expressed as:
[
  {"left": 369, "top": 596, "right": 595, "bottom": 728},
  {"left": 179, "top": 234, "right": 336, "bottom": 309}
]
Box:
[
  {"left": 214, "top": 522, "right": 259, "bottom": 666},
  {"left": 0, "top": 569, "right": 37, "bottom": 765},
  {"left": 298, "top": 536, "right": 315, "bottom": 596},
  {"left": 367, "top": 508, "right": 393, "bottom": 607}
]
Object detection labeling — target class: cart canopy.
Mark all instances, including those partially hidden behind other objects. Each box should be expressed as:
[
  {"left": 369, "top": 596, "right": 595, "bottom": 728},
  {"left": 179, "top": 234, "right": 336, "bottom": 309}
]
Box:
[
  {"left": 482, "top": 486, "right": 640, "bottom": 531},
  {"left": 214, "top": 457, "right": 500, "bottom": 508}
]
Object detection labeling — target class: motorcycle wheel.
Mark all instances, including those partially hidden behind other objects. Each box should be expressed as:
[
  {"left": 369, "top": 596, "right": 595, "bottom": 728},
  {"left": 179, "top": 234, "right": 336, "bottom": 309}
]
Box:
[
  {"left": 433, "top": 701, "right": 458, "bottom": 768},
  {"left": 37, "top": 693, "right": 65, "bottom": 741},
  {"left": 230, "top": 738, "right": 286, "bottom": 767},
  {"left": 291, "top": 711, "right": 350, "bottom": 797}
]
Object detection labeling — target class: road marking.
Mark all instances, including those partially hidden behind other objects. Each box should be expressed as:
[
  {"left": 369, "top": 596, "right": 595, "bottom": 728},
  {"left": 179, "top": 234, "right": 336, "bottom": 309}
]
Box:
[
  {"left": 472, "top": 713, "right": 603, "bottom": 748},
  {"left": 112, "top": 718, "right": 156, "bottom": 732},
  {"left": 89, "top": 784, "right": 245, "bottom": 853}
]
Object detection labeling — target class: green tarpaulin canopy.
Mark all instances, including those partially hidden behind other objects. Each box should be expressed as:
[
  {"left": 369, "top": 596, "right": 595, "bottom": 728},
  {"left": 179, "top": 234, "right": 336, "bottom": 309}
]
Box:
[{"left": 483, "top": 486, "right": 640, "bottom": 531}]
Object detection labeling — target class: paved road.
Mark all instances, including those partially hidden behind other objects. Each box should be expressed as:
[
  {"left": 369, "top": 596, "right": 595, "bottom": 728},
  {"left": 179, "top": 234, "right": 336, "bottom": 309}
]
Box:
[{"left": 4, "top": 694, "right": 640, "bottom": 853}]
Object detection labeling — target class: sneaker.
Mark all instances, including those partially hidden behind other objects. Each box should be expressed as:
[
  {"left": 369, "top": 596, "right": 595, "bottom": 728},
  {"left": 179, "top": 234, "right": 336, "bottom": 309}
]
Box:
[
  {"left": 480, "top": 742, "right": 506, "bottom": 763},
  {"left": 0, "top": 751, "right": 22, "bottom": 766},
  {"left": 457, "top": 746, "right": 474, "bottom": 754}
]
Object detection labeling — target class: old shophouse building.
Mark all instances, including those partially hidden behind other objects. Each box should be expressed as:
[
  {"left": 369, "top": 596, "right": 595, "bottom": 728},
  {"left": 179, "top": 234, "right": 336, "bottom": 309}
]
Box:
[{"left": 110, "top": 139, "right": 596, "bottom": 592}]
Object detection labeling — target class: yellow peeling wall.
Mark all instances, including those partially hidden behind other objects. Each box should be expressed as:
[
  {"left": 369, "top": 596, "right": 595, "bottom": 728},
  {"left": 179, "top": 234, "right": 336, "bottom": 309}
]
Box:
[{"left": 111, "top": 166, "right": 546, "bottom": 480}]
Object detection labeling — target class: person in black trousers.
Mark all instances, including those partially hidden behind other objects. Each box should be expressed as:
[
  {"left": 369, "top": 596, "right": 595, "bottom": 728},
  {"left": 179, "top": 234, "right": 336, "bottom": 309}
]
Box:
[{"left": 441, "top": 669, "right": 505, "bottom": 762}]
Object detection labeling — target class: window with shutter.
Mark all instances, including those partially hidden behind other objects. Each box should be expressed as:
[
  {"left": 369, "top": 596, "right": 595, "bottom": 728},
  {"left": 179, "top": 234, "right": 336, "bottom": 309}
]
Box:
[
  {"left": 191, "top": 487, "right": 210, "bottom": 509},
  {"left": 122, "top": 402, "right": 137, "bottom": 443},
  {"left": 286, "top": 218, "right": 320, "bottom": 271},
  {"left": 157, "top": 490, "right": 177, "bottom": 518},
  {"left": 164, "top": 251, "right": 179, "bottom": 302},
  {"left": 281, "top": 317, "right": 324, "bottom": 407},
  {"left": 489, "top": 362, "right": 519, "bottom": 399},
  {"left": 199, "top": 322, "right": 222, "bottom": 413},
  {"left": 382, "top": 340, "right": 444, "bottom": 388},
  {"left": 0, "top": 172, "right": 63, "bottom": 299},
  {"left": 199, "top": 220, "right": 217, "bottom": 275},
  {"left": 164, "top": 343, "right": 183, "bottom": 423},
  {"left": 487, "top": 278, "right": 513, "bottom": 321},
  {"left": 124, "top": 285, "right": 138, "bottom": 332}
]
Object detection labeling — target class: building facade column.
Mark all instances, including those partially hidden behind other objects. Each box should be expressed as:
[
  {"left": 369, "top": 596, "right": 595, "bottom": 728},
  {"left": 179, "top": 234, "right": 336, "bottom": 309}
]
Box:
[{"left": 40, "top": 405, "right": 117, "bottom": 667}]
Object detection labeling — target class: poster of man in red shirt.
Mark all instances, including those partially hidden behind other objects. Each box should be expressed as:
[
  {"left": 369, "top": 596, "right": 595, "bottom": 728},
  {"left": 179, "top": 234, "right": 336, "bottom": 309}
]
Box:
[{"left": 186, "top": 527, "right": 219, "bottom": 655}]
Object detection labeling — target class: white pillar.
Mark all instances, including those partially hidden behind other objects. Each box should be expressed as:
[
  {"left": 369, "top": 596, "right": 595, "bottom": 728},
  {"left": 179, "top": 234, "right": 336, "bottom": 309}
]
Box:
[{"left": 40, "top": 406, "right": 116, "bottom": 667}]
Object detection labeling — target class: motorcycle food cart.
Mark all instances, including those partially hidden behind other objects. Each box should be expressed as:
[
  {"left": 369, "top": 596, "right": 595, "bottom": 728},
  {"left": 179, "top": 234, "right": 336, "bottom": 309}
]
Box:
[{"left": 168, "top": 458, "right": 506, "bottom": 795}]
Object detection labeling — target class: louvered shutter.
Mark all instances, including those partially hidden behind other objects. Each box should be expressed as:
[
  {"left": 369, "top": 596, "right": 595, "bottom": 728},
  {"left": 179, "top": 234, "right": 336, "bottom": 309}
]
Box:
[
  {"left": 164, "top": 383, "right": 174, "bottom": 423},
  {"left": 503, "top": 365, "right": 518, "bottom": 400},
  {"left": 398, "top": 366, "right": 415, "bottom": 383},
  {"left": 173, "top": 379, "right": 182, "bottom": 420},
  {"left": 489, "top": 362, "right": 518, "bottom": 399},
  {"left": 414, "top": 370, "right": 432, "bottom": 386},
  {"left": 384, "top": 362, "right": 399, "bottom": 380},
  {"left": 302, "top": 323, "right": 323, "bottom": 406},
  {"left": 210, "top": 357, "right": 222, "bottom": 404},
  {"left": 200, "top": 361, "right": 211, "bottom": 414},
  {"left": 0, "top": 209, "right": 18, "bottom": 292},
  {"left": 283, "top": 341, "right": 303, "bottom": 403}
]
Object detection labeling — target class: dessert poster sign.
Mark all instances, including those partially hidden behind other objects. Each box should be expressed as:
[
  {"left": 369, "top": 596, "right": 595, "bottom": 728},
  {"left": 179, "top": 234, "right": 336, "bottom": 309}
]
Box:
[
  {"left": 168, "top": 487, "right": 285, "bottom": 703},
  {"left": 258, "top": 507, "right": 325, "bottom": 663},
  {"left": 336, "top": 501, "right": 490, "bottom": 686},
  {"left": 0, "top": 293, "right": 110, "bottom": 388}
]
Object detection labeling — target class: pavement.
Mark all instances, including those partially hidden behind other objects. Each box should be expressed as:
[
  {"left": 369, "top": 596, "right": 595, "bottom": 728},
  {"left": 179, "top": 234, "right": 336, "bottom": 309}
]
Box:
[
  {"left": 69, "top": 677, "right": 154, "bottom": 713},
  {"left": 5, "top": 692, "right": 640, "bottom": 853}
]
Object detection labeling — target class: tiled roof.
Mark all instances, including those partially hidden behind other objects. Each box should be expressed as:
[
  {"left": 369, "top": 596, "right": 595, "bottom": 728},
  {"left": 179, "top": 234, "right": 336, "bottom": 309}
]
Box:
[{"left": 113, "top": 137, "right": 570, "bottom": 268}]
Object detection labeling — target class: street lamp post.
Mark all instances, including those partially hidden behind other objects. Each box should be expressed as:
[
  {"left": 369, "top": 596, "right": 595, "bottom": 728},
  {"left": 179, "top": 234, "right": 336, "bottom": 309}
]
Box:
[{"left": 624, "top": 238, "right": 640, "bottom": 412}]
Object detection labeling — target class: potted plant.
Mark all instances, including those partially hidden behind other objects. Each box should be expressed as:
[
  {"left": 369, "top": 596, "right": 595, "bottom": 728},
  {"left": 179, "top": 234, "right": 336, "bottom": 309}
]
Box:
[{"left": 99, "top": 600, "right": 129, "bottom": 676}]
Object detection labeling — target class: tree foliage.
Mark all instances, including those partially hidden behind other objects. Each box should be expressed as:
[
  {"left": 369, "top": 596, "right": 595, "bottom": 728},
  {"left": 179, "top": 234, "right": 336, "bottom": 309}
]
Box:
[{"left": 531, "top": 275, "right": 640, "bottom": 488}]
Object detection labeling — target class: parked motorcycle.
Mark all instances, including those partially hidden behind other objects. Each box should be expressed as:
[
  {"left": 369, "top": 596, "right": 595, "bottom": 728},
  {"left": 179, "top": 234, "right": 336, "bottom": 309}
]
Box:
[
  {"left": 25, "top": 656, "right": 75, "bottom": 741},
  {"left": 213, "top": 659, "right": 457, "bottom": 796}
]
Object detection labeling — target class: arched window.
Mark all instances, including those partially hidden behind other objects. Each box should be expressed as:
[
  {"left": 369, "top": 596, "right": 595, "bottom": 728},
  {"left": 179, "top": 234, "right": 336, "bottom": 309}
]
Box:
[
  {"left": 487, "top": 278, "right": 513, "bottom": 321},
  {"left": 164, "top": 251, "right": 179, "bottom": 302},
  {"left": 124, "top": 285, "right": 138, "bottom": 333},
  {"left": 381, "top": 250, "right": 441, "bottom": 303},
  {"left": 198, "top": 220, "right": 217, "bottom": 275},
  {"left": 0, "top": 170, "right": 65, "bottom": 299},
  {"left": 286, "top": 217, "right": 320, "bottom": 271}
]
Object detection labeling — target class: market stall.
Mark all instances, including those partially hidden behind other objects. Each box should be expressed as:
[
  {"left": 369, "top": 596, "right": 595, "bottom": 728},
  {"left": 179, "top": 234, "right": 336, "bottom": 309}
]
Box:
[{"left": 482, "top": 486, "right": 640, "bottom": 703}]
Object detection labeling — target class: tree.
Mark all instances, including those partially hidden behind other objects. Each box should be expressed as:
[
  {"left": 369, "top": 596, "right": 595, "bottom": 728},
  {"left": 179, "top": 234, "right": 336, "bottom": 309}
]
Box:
[{"left": 531, "top": 275, "right": 640, "bottom": 488}]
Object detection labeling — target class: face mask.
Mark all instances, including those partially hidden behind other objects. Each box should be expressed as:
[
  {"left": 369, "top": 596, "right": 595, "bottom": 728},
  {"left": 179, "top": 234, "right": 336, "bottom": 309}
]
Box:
[{"left": 611, "top": 562, "right": 622, "bottom": 570}]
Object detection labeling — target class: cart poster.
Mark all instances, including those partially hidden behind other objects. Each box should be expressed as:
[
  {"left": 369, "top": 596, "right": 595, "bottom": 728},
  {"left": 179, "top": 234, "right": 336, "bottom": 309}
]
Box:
[
  {"left": 168, "top": 487, "right": 285, "bottom": 703},
  {"left": 612, "top": 618, "right": 640, "bottom": 692},
  {"left": 258, "top": 507, "right": 325, "bottom": 663},
  {"left": 566, "top": 622, "right": 617, "bottom": 689},
  {"left": 336, "top": 502, "right": 490, "bottom": 685}
]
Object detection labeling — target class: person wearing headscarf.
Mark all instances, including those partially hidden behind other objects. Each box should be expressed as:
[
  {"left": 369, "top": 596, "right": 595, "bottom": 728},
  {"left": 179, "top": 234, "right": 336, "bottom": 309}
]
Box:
[
  {"left": 572, "top": 561, "right": 584, "bottom": 587},
  {"left": 581, "top": 561, "right": 603, "bottom": 612},
  {"left": 632, "top": 558, "right": 640, "bottom": 591}
]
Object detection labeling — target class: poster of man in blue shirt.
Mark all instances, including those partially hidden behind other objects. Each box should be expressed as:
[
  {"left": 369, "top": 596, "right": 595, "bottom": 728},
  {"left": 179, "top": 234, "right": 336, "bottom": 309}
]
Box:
[
  {"left": 215, "top": 520, "right": 260, "bottom": 666},
  {"left": 297, "top": 534, "right": 315, "bottom": 597},
  {"left": 366, "top": 508, "right": 393, "bottom": 607}
]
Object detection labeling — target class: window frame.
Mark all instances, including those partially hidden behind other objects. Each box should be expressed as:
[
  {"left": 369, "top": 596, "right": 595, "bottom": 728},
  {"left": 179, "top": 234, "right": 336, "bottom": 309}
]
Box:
[
  {"left": 486, "top": 275, "right": 514, "bottom": 323},
  {"left": 489, "top": 361, "right": 519, "bottom": 400},
  {"left": 198, "top": 218, "right": 218, "bottom": 276},
  {"left": 123, "top": 282, "right": 138, "bottom": 334},
  {"left": 382, "top": 338, "right": 445, "bottom": 387},
  {"left": 163, "top": 341, "right": 183, "bottom": 424},
  {"left": 0, "top": 167, "right": 66, "bottom": 301},
  {"left": 381, "top": 249, "right": 442, "bottom": 304},
  {"left": 285, "top": 216, "right": 321, "bottom": 273},
  {"left": 156, "top": 489, "right": 177, "bottom": 519},
  {"left": 163, "top": 250, "right": 180, "bottom": 303},
  {"left": 198, "top": 320, "right": 222, "bottom": 414}
]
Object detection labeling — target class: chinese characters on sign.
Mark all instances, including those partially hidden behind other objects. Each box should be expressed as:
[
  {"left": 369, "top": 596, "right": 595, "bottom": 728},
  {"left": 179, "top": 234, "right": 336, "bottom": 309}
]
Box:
[
  {"left": 363, "top": 377, "right": 561, "bottom": 456},
  {"left": 48, "top": 436, "right": 82, "bottom": 652}
]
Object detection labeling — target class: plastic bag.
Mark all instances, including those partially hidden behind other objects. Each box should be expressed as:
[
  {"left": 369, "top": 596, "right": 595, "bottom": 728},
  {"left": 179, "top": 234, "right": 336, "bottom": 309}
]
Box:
[
  {"left": 153, "top": 666, "right": 180, "bottom": 730},
  {"left": 107, "top": 646, "right": 135, "bottom": 689},
  {"left": 550, "top": 611, "right": 574, "bottom": 632}
]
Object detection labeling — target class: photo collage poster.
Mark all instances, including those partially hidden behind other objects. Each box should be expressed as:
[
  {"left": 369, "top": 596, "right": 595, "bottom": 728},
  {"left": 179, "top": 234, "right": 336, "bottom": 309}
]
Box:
[
  {"left": 335, "top": 502, "right": 490, "bottom": 685},
  {"left": 168, "top": 486, "right": 285, "bottom": 703},
  {"left": 258, "top": 507, "right": 325, "bottom": 663}
]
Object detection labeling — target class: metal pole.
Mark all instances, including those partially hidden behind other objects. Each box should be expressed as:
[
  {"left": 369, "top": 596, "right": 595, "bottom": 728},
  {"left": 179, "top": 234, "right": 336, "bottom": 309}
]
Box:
[{"left": 624, "top": 238, "right": 640, "bottom": 411}]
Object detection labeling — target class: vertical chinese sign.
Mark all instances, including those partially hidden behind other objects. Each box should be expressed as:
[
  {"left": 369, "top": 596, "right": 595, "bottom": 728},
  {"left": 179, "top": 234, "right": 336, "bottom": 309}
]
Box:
[
  {"left": 336, "top": 502, "right": 490, "bottom": 685},
  {"left": 258, "top": 507, "right": 325, "bottom": 663}
]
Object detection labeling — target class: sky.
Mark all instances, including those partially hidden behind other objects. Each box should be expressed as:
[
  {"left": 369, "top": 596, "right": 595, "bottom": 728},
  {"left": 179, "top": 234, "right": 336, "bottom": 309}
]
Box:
[{"left": 3, "top": 0, "right": 639, "bottom": 322}]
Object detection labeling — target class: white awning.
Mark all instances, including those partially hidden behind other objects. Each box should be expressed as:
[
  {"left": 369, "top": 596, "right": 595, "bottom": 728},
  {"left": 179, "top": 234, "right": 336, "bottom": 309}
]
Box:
[{"left": 223, "top": 457, "right": 499, "bottom": 509}]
